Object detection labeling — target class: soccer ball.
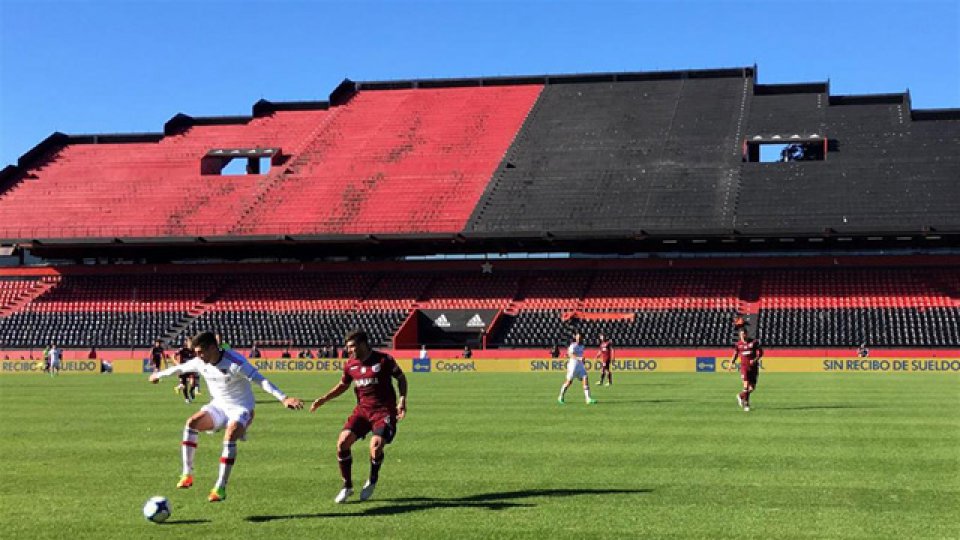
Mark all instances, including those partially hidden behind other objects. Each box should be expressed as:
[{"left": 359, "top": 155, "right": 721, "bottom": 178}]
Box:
[{"left": 142, "top": 496, "right": 171, "bottom": 523}]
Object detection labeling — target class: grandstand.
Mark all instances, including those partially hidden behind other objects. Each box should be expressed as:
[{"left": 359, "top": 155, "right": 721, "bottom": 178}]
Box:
[{"left": 0, "top": 66, "right": 957, "bottom": 357}]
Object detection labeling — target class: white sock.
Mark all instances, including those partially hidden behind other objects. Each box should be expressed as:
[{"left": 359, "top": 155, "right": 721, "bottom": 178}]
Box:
[
  {"left": 583, "top": 386, "right": 592, "bottom": 401},
  {"left": 215, "top": 441, "right": 237, "bottom": 489},
  {"left": 181, "top": 428, "right": 198, "bottom": 475}
]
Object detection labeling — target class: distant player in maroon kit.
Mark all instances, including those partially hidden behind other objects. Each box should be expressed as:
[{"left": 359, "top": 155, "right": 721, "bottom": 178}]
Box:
[
  {"left": 729, "top": 326, "right": 763, "bottom": 412},
  {"left": 175, "top": 338, "right": 200, "bottom": 403},
  {"left": 149, "top": 339, "right": 165, "bottom": 372},
  {"left": 595, "top": 333, "right": 614, "bottom": 386},
  {"left": 310, "top": 329, "right": 408, "bottom": 504}
]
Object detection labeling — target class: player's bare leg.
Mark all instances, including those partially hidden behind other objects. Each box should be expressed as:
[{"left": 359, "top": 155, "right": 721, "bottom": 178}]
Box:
[
  {"left": 179, "top": 376, "right": 193, "bottom": 403},
  {"left": 361, "top": 435, "right": 385, "bottom": 501},
  {"left": 335, "top": 430, "right": 358, "bottom": 503}
]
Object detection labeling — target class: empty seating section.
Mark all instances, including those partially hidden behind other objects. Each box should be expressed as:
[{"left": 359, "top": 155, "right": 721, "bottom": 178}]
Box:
[
  {"left": 738, "top": 94, "right": 960, "bottom": 233},
  {"left": 748, "top": 90, "right": 825, "bottom": 135},
  {"left": 200, "top": 272, "right": 406, "bottom": 348},
  {"left": 468, "top": 76, "right": 747, "bottom": 234},
  {"left": 0, "top": 274, "right": 217, "bottom": 348},
  {"left": 757, "top": 268, "right": 960, "bottom": 347},
  {"left": 31, "top": 274, "right": 215, "bottom": 312},
  {"left": 500, "top": 310, "right": 571, "bottom": 349},
  {"left": 499, "top": 269, "right": 739, "bottom": 347},
  {"left": 0, "top": 265, "right": 958, "bottom": 349},
  {"left": 928, "top": 269, "right": 960, "bottom": 300},
  {"left": 0, "top": 310, "right": 184, "bottom": 349},
  {"left": 238, "top": 86, "right": 542, "bottom": 234},
  {"left": 0, "top": 277, "right": 43, "bottom": 310},
  {"left": 211, "top": 273, "right": 375, "bottom": 311},
  {"left": 358, "top": 274, "right": 432, "bottom": 311},
  {"left": 500, "top": 308, "right": 736, "bottom": 348},
  {"left": 502, "top": 269, "right": 736, "bottom": 347},
  {"left": 582, "top": 270, "right": 739, "bottom": 309},
  {"left": 417, "top": 273, "right": 519, "bottom": 309},
  {"left": 758, "top": 308, "right": 960, "bottom": 347},
  {"left": 183, "top": 310, "right": 405, "bottom": 349},
  {"left": 758, "top": 269, "right": 952, "bottom": 310},
  {"left": 517, "top": 272, "right": 591, "bottom": 309},
  {"left": 0, "top": 110, "right": 328, "bottom": 238},
  {"left": 4, "top": 71, "right": 960, "bottom": 243}
]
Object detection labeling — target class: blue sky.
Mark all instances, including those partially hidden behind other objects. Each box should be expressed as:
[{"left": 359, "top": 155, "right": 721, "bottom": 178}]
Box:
[{"left": 1, "top": 0, "right": 958, "bottom": 166}]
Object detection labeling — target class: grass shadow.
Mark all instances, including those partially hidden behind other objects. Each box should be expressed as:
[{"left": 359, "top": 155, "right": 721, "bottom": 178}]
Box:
[
  {"left": 765, "top": 404, "right": 874, "bottom": 411},
  {"left": 246, "top": 487, "right": 651, "bottom": 523},
  {"left": 601, "top": 399, "right": 688, "bottom": 405},
  {"left": 160, "top": 519, "right": 212, "bottom": 525}
]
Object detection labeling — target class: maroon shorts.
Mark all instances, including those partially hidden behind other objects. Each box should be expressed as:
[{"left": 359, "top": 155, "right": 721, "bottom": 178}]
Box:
[
  {"left": 600, "top": 359, "right": 611, "bottom": 370},
  {"left": 740, "top": 363, "right": 759, "bottom": 386},
  {"left": 344, "top": 407, "right": 397, "bottom": 444}
]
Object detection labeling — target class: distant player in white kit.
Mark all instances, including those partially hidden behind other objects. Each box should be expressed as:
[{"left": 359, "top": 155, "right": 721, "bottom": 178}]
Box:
[
  {"left": 47, "top": 344, "right": 61, "bottom": 376},
  {"left": 149, "top": 331, "right": 303, "bottom": 502},
  {"left": 558, "top": 333, "right": 597, "bottom": 405}
]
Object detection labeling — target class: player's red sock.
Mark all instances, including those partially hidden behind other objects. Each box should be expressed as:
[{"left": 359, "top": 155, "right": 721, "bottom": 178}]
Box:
[{"left": 337, "top": 451, "right": 353, "bottom": 488}]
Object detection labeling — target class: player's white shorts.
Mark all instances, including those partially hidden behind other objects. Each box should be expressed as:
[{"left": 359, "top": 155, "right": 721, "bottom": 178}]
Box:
[
  {"left": 49, "top": 359, "right": 61, "bottom": 369},
  {"left": 566, "top": 359, "right": 588, "bottom": 381},
  {"left": 201, "top": 402, "right": 253, "bottom": 432}
]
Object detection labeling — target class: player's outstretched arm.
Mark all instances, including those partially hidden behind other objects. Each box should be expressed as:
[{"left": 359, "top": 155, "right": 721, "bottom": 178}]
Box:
[
  {"left": 149, "top": 362, "right": 188, "bottom": 383},
  {"left": 310, "top": 382, "right": 349, "bottom": 413},
  {"left": 151, "top": 357, "right": 202, "bottom": 383},
  {"left": 396, "top": 371, "right": 408, "bottom": 420},
  {"left": 239, "top": 360, "right": 301, "bottom": 408}
]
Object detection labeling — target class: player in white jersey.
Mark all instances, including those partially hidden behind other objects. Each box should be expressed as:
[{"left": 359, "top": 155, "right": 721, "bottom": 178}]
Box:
[
  {"left": 558, "top": 333, "right": 596, "bottom": 405},
  {"left": 47, "top": 344, "right": 61, "bottom": 376},
  {"left": 149, "top": 331, "right": 303, "bottom": 502}
]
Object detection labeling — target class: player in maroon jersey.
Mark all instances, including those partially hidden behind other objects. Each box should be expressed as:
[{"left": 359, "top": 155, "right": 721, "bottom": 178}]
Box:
[
  {"left": 175, "top": 338, "right": 200, "bottom": 403},
  {"left": 310, "top": 329, "right": 408, "bottom": 504},
  {"left": 149, "top": 339, "right": 165, "bottom": 372},
  {"left": 595, "top": 333, "right": 614, "bottom": 386},
  {"left": 729, "top": 326, "right": 763, "bottom": 412}
]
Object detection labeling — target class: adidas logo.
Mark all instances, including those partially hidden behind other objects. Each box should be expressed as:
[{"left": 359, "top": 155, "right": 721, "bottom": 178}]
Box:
[
  {"left": 466, "top": 314, "right": 486, "bottom": 328},
  {"left": 433, "top": 314, "right": 451, "bottom": 328}
]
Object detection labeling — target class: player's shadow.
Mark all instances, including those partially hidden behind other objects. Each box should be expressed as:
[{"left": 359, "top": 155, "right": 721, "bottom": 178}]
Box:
[
  {"left": 765, "top": 404, "right": 871, "bottom": 410},
  {"left": 161, "top": 519, "right": 212, "bottom": 525},
  {"left": 605, "top": 399, "right": 687, "bottom": 404},
  {"left": 246, "top": 488, "right": 651, "bottom": 523}
]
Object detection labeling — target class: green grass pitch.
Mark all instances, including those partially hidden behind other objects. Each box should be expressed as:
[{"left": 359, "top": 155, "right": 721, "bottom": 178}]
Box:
[{"left": 0, "top": 372, "right": 957, "bottom": 539}]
